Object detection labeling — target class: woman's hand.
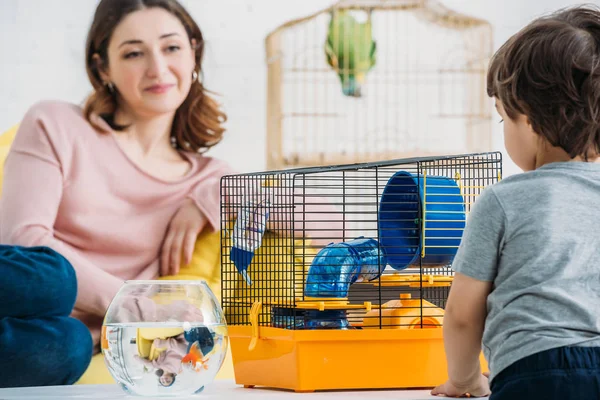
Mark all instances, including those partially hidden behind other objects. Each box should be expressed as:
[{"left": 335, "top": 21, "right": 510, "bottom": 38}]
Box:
[
  {"left": 431, "top": 373, "right": 490, "bottom": 398},
  {"left": 161, "top": 199, "right": 207, "bottom": 276}
]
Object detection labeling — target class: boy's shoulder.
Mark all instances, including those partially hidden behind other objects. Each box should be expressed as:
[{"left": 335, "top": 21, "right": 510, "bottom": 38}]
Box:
[
  {"left": 490, "top": 168, "right": 555, "bottom": 198},
  {"left": 487, "top": 163, "right": 599, "bottom": 212},
  {"left": 475, "top": 169, "right": 555, "bottom": 219}
]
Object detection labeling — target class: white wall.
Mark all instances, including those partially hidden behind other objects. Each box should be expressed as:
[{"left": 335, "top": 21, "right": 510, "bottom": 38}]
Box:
[
  {"left": 439, "top": 0, "right": 597, "bottom": 177},
  {"left": 0, "top": 0, "right": 595, "bottom": 176}
]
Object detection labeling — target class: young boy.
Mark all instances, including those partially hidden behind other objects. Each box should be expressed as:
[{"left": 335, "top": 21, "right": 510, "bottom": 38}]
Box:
[{"left": 432, "top": 6, "right": 600, "bottom": 399}]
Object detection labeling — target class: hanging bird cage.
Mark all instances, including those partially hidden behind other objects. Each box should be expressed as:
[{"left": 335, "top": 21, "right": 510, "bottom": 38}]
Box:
[{"left": 266, "top": 0, "right": 494, "bottom": 169}]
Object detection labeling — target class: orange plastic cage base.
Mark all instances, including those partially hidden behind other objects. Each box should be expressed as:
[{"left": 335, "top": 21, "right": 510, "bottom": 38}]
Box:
[{"left": 228, "top": 325, "right": 488, "bottom": 392}]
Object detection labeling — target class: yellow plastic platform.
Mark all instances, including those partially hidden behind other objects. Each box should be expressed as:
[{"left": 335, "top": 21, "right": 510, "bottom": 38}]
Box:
[{"left": 228, "top": 325, "right": 488, "bottom": 392}]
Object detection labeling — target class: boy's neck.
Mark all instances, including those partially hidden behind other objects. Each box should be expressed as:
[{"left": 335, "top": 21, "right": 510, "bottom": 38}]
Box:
[
  {"left": 535, "top": 145, "right": 600, "bottom": 168},
  {"left": 534, "top": 145, "right": 572, "bottom": 168}
]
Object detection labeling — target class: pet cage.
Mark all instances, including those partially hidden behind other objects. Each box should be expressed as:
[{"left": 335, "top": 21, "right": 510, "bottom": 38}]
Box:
[
  {"left": 266, "top": 0, "right": 494, "bottom": 169},
  {"left": 220, "top": 151, "right": 502, "bottom": 392}
]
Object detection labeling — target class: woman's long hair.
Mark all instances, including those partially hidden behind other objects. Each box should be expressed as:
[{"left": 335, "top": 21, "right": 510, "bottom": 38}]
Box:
[{"left": 83, "top": 0, "right": 226, "bottom": 153}]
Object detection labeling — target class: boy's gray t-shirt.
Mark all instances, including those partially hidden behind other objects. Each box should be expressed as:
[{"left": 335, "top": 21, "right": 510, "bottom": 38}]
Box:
[{"left": 452, "top": 161, "right": 600, "bottom": 383}]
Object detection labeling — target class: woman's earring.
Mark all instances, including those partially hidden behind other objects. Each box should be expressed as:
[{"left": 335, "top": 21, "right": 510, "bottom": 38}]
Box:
[
  {"left": 192, "top": 71, "right": 198, "bottom": 81},
  {"left": 106, "top": 81, "right": 115, "bottom": 94},
  {"left": 170, "top": 136, "right": 178, "bottom": 149}
]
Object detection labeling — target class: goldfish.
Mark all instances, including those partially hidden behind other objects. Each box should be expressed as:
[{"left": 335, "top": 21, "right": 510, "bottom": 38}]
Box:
[{"left": 182, "top": 342, "right": 210, "bottom": 372}]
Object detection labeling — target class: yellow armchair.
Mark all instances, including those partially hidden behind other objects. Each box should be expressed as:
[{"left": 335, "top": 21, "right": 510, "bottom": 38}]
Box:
[
  {"left": 0, "top": 125, "right": 234, "bottom": 384},
  {"left": 0, "top": 125, "right": 17, "bottom": 198}
]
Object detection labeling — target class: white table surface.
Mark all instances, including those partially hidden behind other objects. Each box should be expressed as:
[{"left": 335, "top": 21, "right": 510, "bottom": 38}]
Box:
[{"left": 0, "top": 380, "right": 488, "bottom": 399}]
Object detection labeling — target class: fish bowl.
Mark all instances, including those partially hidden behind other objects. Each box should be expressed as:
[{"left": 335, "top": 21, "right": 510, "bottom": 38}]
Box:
[{"left": 101, "top": 280, "right": 228, "bottom": 397}]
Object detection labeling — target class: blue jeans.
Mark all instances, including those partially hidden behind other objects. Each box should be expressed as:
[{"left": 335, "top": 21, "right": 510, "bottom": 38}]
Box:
[
  {"left": 491, "top": 345, "right": 600, "bottom": 400},
  {"left": 0, "top": 245, "right": 92, "bottom": 387}
]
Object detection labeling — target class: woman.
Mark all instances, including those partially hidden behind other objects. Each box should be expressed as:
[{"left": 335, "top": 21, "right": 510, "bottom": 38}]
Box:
[{"left": 0, "top": 0, "right": 232, "bottom": 386}]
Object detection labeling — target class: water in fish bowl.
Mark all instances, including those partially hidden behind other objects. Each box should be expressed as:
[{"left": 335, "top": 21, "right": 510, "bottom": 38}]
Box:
[{"left": 102, "top": 322, "right": 228, "bottom": 397}]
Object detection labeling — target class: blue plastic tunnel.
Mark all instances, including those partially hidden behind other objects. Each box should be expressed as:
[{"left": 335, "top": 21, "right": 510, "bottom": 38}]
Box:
[{"left": 304, "top": 237, "right": 387, "bottom": 299}]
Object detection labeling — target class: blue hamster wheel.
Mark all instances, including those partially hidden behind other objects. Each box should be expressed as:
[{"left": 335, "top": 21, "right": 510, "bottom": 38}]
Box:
[{"left": 378, "top": 171, "right": 466, "bottom": 270}]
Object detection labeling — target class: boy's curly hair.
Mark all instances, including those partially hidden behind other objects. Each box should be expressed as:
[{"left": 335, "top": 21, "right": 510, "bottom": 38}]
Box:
[{"left": 487, "top": 5, "right": 600, "bottom": 160}]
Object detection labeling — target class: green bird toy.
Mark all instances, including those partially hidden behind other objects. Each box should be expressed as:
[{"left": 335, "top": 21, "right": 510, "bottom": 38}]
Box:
[{"left": 325, "top": 9, "right": 377, "bottom": 98}]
